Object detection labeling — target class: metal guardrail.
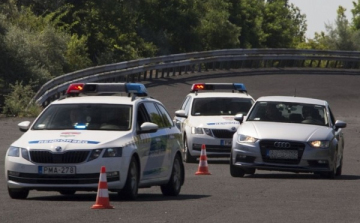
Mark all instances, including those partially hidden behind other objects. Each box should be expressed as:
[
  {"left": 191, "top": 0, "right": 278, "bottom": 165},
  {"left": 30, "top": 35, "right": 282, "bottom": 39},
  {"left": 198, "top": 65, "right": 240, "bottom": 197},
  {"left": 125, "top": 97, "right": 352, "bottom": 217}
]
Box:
[{"left": 31, "top": 48, "right": 360, "bottom": 107}]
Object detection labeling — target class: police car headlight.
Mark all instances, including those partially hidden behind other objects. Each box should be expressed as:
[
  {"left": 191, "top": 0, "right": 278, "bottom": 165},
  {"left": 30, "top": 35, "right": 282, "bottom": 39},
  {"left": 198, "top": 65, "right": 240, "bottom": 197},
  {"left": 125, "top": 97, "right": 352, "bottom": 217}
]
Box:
[
  {"left": 309, "top": 140, "right": 330, "bottom": 148},
  {"left": 238, "top": 134, "right": 257, "bottom": 143},
  {"left": 103, "top": 147, "right": 123, "bottom": 157},
  {"left": 21, "top": 148, "right": 30, "bottom": 161},
  {"left": 191, "top": 127, "right": 204, "bottom": 134},
  {"left": 88, "top": 149, "right": 103, "bottom": 161},
  {"left": 7, "top": 146, "right": 20, "bottom": 157}
]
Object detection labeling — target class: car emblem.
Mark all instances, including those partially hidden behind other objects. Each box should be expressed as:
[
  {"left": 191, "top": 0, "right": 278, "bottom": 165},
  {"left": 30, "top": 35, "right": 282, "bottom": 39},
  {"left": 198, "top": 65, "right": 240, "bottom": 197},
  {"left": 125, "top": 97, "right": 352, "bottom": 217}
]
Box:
[
  {"left": 231, "top": 127, "right": 236, "bottom": 131},
  {"left": 274, "top": 142, "right": 291, "bottom": 148},
  {"left": 55, "top": 146, "right": 62, "bottom": 152}
]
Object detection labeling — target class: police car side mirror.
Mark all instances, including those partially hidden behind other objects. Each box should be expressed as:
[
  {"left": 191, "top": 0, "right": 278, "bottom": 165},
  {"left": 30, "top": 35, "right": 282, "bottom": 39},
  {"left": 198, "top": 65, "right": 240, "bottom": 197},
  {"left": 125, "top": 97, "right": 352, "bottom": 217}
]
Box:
[
  {"left": 234, "top": 114, "right": 244, "bottom": 124},
  {"left": 334, "top": 120, "right": 346, "bottom": 130},
  {"left": 18, "top": 121, "right": 31, "bottom": 132},
  {"left": 175, "top": 110, "right": 187, "bottom": 118},
  {"left": 138, "top": 122, "right": 158, "bottom": 134}
]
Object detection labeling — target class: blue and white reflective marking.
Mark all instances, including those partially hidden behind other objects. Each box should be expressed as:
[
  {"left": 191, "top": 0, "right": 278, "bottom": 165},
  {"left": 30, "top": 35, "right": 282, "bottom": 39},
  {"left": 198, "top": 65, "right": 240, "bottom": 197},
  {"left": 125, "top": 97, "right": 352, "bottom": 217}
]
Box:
[
  {"left": 29, "top": 139, "right": 100, "bottom": 144},
  {"left": 207, "top": 122, "right": 239, "bottom": 125}
]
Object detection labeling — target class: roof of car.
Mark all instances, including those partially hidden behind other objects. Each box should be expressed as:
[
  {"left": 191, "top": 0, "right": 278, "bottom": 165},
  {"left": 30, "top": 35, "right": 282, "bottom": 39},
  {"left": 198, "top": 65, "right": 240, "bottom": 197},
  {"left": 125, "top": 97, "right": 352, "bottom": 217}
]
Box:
[
  {"left": 51, "top": 95, "right": 154, "bottom": 105},
  {"left": 188, "top": 92, "right": 254, "bottom": 99},
  {"left": 256, "top": 96, "right": 327, "bottom": 105}
]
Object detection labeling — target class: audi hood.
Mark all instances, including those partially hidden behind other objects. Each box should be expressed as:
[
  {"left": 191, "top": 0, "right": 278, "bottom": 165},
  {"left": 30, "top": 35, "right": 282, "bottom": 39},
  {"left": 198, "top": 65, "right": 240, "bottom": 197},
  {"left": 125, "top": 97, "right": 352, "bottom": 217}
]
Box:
[{"left": 238, "top": 121, "right": 333, "bottom": 141}]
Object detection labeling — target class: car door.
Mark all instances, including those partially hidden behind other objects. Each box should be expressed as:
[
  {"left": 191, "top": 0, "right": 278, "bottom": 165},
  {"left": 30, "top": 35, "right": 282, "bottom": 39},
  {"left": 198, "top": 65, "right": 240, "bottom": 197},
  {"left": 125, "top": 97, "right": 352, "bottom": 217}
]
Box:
[
  {"left": 140, "top": 101, "right": 172, "bottom": 180},
  {"left": 328, "top": 107, "right": 345, "bottom": 158}
]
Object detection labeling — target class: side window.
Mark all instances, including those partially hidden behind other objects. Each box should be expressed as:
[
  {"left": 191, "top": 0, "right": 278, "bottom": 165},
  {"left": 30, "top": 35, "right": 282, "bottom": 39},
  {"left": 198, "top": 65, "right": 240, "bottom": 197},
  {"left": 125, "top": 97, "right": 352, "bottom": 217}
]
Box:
[
  {"left": 136, "top": 103, "right": 150, "bottom": 131},
  {"left": 156, "top": 103, "right": 173, "bottom": 128},
  {"left": 180, "top": 96, "right": 191, "bottom": 115},
  {"left": 143, "top": 102, "right": 167, "bottom": 128}
]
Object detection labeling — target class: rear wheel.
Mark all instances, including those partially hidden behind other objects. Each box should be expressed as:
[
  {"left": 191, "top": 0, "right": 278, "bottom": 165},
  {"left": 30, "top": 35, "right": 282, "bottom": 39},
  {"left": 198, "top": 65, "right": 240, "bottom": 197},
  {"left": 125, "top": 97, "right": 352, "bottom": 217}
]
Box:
[
  {"left": 184, "top": 138, "right": 197, "bottom": 163},
  {"left": 8, "top": 187, "right": 29, "bottom": 199},
  {"left": 230, "top": 154, "right": 245, "bottom": 177},
  {"left": 118, "top": 156, "right": 139, "bottom": 200},
  {"left": 161, "top": 155, "right": 184, "bottom": 196}
]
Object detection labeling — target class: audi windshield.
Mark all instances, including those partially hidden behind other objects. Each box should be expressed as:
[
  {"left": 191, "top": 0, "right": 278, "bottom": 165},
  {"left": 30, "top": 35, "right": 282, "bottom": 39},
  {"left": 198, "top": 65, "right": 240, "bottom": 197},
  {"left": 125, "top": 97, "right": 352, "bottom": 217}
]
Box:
[{"left": 246, "top": 102, "right": 328, "bottom": 126}]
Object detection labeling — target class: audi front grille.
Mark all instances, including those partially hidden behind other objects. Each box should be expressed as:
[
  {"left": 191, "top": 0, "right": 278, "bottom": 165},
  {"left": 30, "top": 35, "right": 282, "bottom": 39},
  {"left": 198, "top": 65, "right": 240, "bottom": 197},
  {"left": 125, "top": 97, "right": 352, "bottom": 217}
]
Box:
[
  {"left": 259, "top": 140, "right": 305, "bottom": 164},
  {"left": 30, "top": 150, "right": 90, "bottom": 164}
]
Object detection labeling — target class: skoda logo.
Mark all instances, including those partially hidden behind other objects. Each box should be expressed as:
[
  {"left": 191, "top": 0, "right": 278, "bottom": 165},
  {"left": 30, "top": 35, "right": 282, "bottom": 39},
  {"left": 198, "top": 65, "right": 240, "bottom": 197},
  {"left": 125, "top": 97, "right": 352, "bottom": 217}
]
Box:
[
  {"left": 231, "top": 127, "right": 236, "bottom": 131},
  {"left": 274, "top": 142, "right": 291, "bottom": 148},
  {"left": 55, "top": 146, "right": 62, "bottom": 152}
]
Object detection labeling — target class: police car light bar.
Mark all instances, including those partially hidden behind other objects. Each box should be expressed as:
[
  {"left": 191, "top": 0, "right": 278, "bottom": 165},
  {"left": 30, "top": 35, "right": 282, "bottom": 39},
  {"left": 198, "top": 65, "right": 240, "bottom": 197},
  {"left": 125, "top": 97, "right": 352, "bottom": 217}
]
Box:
[
  {"left": 66, "top": 83, "right": 148, "bottom": 96},
  {"left": 191, "top": 83, "right": 247, "bottom": 93}
]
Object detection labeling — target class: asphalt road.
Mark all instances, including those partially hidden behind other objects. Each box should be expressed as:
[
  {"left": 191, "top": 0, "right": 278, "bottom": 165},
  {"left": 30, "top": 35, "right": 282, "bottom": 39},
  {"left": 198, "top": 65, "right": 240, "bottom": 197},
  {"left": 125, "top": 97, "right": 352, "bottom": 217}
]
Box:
[{"left": 1, "top": 70, "right": 360, "bottom": 223}]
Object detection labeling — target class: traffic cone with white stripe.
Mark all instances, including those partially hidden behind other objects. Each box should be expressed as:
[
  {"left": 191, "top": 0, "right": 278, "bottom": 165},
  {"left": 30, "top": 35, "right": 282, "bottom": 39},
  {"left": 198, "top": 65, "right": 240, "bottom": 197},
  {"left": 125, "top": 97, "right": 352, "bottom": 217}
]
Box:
[
  {"left": 195, "top": 144, "right": 211, "bottom": 175},
  {"left": 91, "top": 166, "right": 114, "bottom": 209}
]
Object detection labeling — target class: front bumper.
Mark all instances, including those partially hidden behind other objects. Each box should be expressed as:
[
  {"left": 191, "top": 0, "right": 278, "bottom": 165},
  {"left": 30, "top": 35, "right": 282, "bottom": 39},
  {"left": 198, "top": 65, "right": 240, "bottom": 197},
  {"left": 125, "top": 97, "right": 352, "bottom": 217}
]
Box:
[{"left": 231, "top": 140, "right": 334, "bottom": 173}]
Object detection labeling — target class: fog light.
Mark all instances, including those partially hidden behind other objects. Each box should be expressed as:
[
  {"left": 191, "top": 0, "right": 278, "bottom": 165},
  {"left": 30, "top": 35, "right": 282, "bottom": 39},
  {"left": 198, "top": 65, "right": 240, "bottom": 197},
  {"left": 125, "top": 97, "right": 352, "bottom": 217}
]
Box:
[
  {"left": 107, "top": 171, "right": 119, "bottom": 177},
  {"left": 237, "top": 155, "right": 247, "bottom": 159}
]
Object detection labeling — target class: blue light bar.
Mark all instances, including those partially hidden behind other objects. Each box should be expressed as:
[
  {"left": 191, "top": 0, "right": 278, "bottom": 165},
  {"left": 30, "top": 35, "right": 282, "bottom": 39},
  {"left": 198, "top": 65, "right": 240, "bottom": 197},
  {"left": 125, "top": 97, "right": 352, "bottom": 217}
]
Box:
[
  {"left": 80, "top": 83, "right": 148, "bottom": 96},
  {"left": 233, "top": 83, "right": 247, "bottom": 92},
  {"left": 125, "top": 83, "right": 148, "bottom": 96}
]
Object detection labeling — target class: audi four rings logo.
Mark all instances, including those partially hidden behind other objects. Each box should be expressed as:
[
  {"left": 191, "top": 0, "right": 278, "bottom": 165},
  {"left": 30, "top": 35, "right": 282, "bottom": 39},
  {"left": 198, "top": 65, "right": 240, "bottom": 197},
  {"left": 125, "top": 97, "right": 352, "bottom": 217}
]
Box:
[{"left": 274, "top": 142, "right": 291, "bottom": 148}]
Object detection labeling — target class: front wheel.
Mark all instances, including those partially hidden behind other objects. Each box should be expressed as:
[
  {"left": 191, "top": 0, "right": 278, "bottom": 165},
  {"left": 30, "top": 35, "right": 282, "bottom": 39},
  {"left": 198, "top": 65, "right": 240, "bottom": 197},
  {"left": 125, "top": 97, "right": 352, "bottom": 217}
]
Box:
[
  {"left": 8, "top": 187, "right": 29, "bottom": 199},
  {"left": 230, "top": 154, "right": 245, "bottom": 177},
  {"left": 118, "top": 156, "right": 139, "bottom": 200},
  {"left": 183, "top": 138, "right": 197, "bottom": 163},
  {"left": 161, "top": 155, "right": 184, "bottom": 196}
]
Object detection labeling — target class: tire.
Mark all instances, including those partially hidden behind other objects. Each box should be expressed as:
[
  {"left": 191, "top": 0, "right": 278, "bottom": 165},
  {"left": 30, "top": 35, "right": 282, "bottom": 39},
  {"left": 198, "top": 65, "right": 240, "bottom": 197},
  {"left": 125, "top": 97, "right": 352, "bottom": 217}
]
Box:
[
  {"left": 230, "top": 154, "right": 245, "bottom": 177},
  {"left": 118, "top": 156, "right": 139, "bottom": 200},
  {"left": 8, "top": 187, "right": 29, "bottom": 199},
  {"left": 246, "top": 168, "right": 256, "bottom": 175},
  {"left": 335, "top": 157, "right": 343, "bottom": 176},
  {"left": 161, "top": 155, "right": 184, "bottom": 196},
  {"left": 324, "top": 154, "right": 338, "bottom": 179},
  {"left": 183, "top": 138, "right": 197, "bottom": 163},
  {"left": 59, "top": 190, "right": 76, "bottom": 195}
]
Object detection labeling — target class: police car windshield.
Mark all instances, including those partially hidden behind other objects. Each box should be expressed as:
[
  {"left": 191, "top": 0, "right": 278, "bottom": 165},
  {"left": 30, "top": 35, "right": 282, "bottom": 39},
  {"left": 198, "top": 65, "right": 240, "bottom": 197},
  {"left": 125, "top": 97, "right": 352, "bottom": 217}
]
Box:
[
  {"left": 191, "top": 98, "right": 253, "bottom": 116},
  {"left": 32, "top": 104, "right": 132, "bottom": 130},
  {"left": 247, "top": 102, "right": 328, "bottom": 126}
]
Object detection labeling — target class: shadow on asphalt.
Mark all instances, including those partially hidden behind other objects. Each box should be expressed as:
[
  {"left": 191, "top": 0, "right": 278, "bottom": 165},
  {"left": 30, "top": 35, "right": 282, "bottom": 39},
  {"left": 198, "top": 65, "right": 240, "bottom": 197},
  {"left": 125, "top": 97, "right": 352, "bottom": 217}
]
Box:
[
  {"left": 245, "top": 173, "right": 360, "bottom": 180},
  {"left": 27, "top": 193, "right": 209, "bottom": 202}
]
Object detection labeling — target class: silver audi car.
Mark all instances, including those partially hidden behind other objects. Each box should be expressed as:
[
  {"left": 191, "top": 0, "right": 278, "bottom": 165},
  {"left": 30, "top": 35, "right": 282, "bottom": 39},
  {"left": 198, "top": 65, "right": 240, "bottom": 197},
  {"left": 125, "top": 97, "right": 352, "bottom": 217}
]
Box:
[{"left": 230, "top": 96, "right": 346, "bottom": 179}]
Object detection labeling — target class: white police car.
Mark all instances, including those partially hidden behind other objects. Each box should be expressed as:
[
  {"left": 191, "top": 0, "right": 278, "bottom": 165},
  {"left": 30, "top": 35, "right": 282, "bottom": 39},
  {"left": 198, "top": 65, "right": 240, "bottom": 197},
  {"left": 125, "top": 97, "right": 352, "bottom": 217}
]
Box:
[
  {"left": 5, "top": 83, "right": 185, "bottom": 199},
  {"left": 231, "top": 96, "right": 346, "bottom": 178},
  {"left": 174, "top": 83, "right": 255, "bottom": 163}
]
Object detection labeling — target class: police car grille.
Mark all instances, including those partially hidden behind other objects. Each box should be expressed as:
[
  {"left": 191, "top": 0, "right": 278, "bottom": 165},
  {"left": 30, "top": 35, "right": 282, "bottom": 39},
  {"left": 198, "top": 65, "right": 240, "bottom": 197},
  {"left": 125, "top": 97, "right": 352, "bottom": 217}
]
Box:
[
  {"left": 30, "top": 150, "right": 90, "bottom": 164},
  {"left": 211, "top": 129, "right": 235, "bottom": 138}
]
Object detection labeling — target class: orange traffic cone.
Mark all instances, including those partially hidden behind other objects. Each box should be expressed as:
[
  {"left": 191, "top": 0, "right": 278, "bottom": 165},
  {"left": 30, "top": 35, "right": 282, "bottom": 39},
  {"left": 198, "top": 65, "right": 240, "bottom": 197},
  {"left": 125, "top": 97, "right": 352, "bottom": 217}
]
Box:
[
  {"left": 195, "top": 144, "right": 211, "bottom": 175},
  {"left": 91, "top": 166, "right": 114, "bottom": 209}
]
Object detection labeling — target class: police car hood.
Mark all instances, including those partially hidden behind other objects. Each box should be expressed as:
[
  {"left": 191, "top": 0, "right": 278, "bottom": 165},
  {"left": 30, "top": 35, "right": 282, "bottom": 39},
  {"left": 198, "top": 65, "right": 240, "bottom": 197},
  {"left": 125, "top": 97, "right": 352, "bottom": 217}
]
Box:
[
  {"left": 191, "top": 116, "right": 239, "bottom": 129},
  {"left": 238, "top": 121, "right": 331, "bottom": 141},
  {"left": 14, "top": 130, "right": 131, "bottom": 150}
]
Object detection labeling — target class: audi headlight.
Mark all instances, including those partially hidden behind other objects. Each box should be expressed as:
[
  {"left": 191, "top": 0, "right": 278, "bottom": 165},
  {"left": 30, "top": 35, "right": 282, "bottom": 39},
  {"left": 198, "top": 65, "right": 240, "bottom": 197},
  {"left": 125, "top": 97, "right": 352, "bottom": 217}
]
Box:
[
  {"left": 191, "top": 127, "right": 204, "bottom": 134},
  {"left": 7, "top": 146, "right": 20, "bottom": 157},
  {"left": 88, "top": 149, "right": 103, "bottom": 161},
  {"left": 309, "top": 140, "right": 330, "bottom": 148},
  {"left": 103, "top": 147, "right": 123, "bottom": 157},
  {"left": 238, "top": 134, "right": 257, "bottom": 143}
]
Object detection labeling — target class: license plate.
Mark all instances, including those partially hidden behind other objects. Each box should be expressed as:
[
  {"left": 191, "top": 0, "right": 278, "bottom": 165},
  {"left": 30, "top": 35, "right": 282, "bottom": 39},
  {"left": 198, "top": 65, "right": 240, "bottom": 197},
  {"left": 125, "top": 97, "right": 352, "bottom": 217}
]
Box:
[
  {"left": 39, "top": 166, "right": 76, "bottom": 175},
  {"left": 221, "top": 140, "right": 232, "bottom": 146},
  {"left": 268, "top": 150, "right": 298, "bottom": 159}
]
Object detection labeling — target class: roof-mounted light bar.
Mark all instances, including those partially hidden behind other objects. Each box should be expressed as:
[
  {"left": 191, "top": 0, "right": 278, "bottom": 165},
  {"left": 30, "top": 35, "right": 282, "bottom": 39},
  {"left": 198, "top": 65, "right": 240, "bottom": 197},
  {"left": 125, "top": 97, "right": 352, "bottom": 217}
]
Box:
[
  {"left": 65, "top": 83, "right": 148, "bottom": 97},
  {"left": 191, "top": 83, "right": 247, "bottom": 93}
]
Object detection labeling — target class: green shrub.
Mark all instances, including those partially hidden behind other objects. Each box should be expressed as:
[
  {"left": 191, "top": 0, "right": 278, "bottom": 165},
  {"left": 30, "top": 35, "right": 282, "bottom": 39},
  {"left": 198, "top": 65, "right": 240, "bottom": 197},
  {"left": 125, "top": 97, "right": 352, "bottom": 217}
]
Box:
[{"left": 3, "top": 81, "right": 42, "bottom": 117}]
